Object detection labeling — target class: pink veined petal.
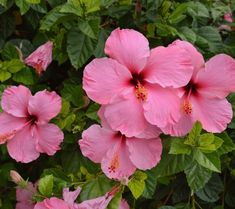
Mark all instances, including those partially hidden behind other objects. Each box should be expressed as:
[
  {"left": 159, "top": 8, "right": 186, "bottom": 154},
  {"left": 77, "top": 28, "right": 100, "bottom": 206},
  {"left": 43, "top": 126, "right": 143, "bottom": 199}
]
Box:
[
  {"left": 196, "top": 54, "right": 235, "bottom": 99},
  {"left": 1, "top": 85, "right": 32, "bottom": 117},
  {"left": 126, "top": 137, "right": 162, "bottom": 170},
  {"left": 143, "top": 84, "right": 181, "bottom": 128},
  {"left": 34, "top": 198, "right": 70, "bottom": 209},
  {"left": 143, "top": 43, "right": 193, "bottom": 88},
  {"left": 77, "top": 193, "right": 113, "bottom": 209},
  {"left": 16, "top": 182, "right": 36, "bottom": 202},
  {"left": 16, "top": 202, "right": 35, "bottom": 209},
  {"left": 101, "top": 140, "right": 136, "bottom": 180},
  {"left": 63, "top": 187, "right": 81, "bottom": 207},
  {"left": 135, "top": 123, "right": 162, "bottom": 139},
  {"left": 34, "top": 124, "right": 64, "bottom": 156},
  {"left": 7, "top": 125, "right": 39, "bottom": 163},
  {"left": 171, "top": 40, "right": 205, "bottom": 79},
  {"left": 191, "top": 96, "right": 233, "bottom": 133},
  {"left": 83, "top": 57, "right": 132, "bottom": 105},
  {"left": 103, "top": 88, "right": 149, "bottom": 137},
  {"left": 97, "top": 106, "right": 112, "bottom": 129},
  {"left": 104, "top": 28, "right": 150, "bottom": 73},
  {"left": 28, "top": 90, "right": 61, "bottom": 123},
  {"left": 0, "top": 112, "right": 27, "bottom": 144},
  {"left": 79, "top": 125, "right": 118, "bottom": 163},
  {"left": 118, "top": 199, "right": 130, "bottom": 209},
  {"left": 161, "top": 113, "right": 195, "bottom": 137},
  {"left": 25, "top": 41, "right": 53, "bottom": 74}
]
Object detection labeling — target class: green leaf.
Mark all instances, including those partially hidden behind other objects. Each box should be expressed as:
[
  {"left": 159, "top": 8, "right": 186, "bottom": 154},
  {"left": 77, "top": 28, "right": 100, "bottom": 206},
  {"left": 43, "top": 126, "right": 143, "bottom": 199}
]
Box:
[
  {"left": 169, "top": 138, "right": 191, "bottom": 155},
  {"left": 142, "top": 169, "right": 158, "bottom": 199},
  {"left": 15, "top": 0, "right": 30, "bottom": 15},
  {"left": 178, "top": 27, "right": 197, "bottom": 43},
  {"left": 81, "top": 0, "right": 100, "bottom": 14},
  {"left": 86, "top": 103, "right": 100, "bottom": 122},
  {"left": 128, "top": 171, "right": 147, "bottom": 199},
  {"left": 0, "top": 71, "right": 11, "bottom": 82},
  {"left": 196, "top": 174, "right": 223, "bottom": 202},
  {"left": 197, "top": 26, "right": 222, "bottom": 53},
  {"left": 38, "top": 175, "right": 54, "bottom": 197},
  {"left": 3, "top": 59, "right": 25, "bottom": 73},
  {"left": 78, "top": 18, "right": 100, "bottom": 39},
  {"left": 216, "top": 132, "right": 235, "bottom": 155},
  {"left": 198, "top": 134, "right": 223, "bottom": 152},
  {"left": 40, "top": 6, "right": 66, "bottom": 31},
  {"left": 159, "top": 207, "right": 176, "bottom": 209},
  {"left": 184, "top": 161, "right": 212, "bottom": 192},
  {"left": 193, "top": 149, "right": 221, "bottom": 172},
  {"left": 152, "top": 152, "right": 191, "bottom": 177},
  {"left": 79, "top": 175, "right": 114, "bottom": 201},
  {"left": 67, "top": 28, "right": 96, "bottom": 69},
  {"left": 25, "top": 0, "right": 40, "bottom": 4},
  {"left": 12, "top": 67, "right": 37, "bottom": 85},
  {"left": 61, "top": 84, "right": 85, "bottom": 107},
  {"left": 185, "top": 121, "right": 202, "bottom": 146},
  {"left": 60, "top": 0, "right": 82, "bottom": 16},
  {"left": 107, "top": 191, "right": 122, "bottom": 209}
]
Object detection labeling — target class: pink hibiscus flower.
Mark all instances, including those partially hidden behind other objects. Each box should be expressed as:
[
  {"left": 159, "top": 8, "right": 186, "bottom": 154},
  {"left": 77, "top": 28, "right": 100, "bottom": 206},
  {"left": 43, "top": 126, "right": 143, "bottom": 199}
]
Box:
[
  {"left": 25, "top": 41, "right": 53, "bottom": 75},
  {"left": 79, "top": 107, "right": 162, "bottom": 180},
  {"left": 162, "top": 40, "right": 235, "bottom": 136},
  {"left": 224, "top": 13, "right": 233, "bottom": 22},
  {"left": 16, "top": 182, "right": 37, "bottom": 209},
  {"left": 77, "top": 186, "right": 129, "bottom": 209},
  {"left": 0, "top": 85, "right": 64, "bottom": 163},
  {"left": 34, "top": 187, "right": 81, "bottom": 209},
  {"left": 83, "top": 28, "right": 193, "bottom": 137}
]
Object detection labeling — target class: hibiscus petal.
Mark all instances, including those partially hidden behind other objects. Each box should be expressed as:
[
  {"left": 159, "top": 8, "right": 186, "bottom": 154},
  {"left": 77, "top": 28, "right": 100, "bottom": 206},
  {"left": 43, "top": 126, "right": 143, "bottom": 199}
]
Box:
[
  {"left": 16, "top": 182, "right": 36, "bottom": 202},
  {"left": 143, "top": 43, "right": 193, "bottom": 88},
  {"left": 1, "top": 85, "right": 32, "bottom": 117},
  {"left": 196, "top": 54, "right": 235, "bottom": 98},
  {"left": 101, "top": 140, "right": 136, "bottom": 180},
  {"left": 143, "top": 84, "right": 181, "bottom": 128},
  {"left": 28, "top": 90, "right": 61, "bottom": 123},
  {"left": 35, "top": 124, "right": 64, "bottom": 155},
  {"left": 126, "top": 137, "right": 162, "bottom": 170},
  {"left": 103, "top": 88, "right": 149, "bottom": 137},
  {"left": 105, "top": 28, "right": 150, "bottom": 73},
  {"left": 191, "top": 96, "right": 232, "bottom": 133},
  {"left": 172, "top": 40, "right": 205, "bottom": 79},
  {"left": 135, "top": 123, "right": 161, "bottom": 139},
  {"left": 34, "top": 198, "right": 69, "bottom": 209},
  {"left": 16, "top": 202, "right": 34, "bottom": 209},
  {"left": 79, "top": 125, "right": 118, "bottom": 163},
  {"left": 83, "top": 57, "right": 132, "bottom": 105},
  {"left": 63, "top": 187, "right": 81, "bottom": 207},
  {"left": 77, "top": 194, "right": 113, "bottom": 209},
  {"left": 7, "top": 125, "right": 39, "bottom": 163},
  {"left": 0, "top": 112, "right": 27, "bottom": 144},
  {"left": 119, "top": 199, "right": 130, "bottom": 209},
  {"left": 161, "top": 113, "right": 195, "bottom": 136}
]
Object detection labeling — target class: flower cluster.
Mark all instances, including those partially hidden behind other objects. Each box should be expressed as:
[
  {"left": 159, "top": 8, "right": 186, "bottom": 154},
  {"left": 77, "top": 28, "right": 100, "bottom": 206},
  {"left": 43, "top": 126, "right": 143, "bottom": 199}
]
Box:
[
  {"left": 15, "top": 179, "right": 129, "bottom": 209},
  {"left": 79, "top": 28, "right": 235, "bottom": 180}
]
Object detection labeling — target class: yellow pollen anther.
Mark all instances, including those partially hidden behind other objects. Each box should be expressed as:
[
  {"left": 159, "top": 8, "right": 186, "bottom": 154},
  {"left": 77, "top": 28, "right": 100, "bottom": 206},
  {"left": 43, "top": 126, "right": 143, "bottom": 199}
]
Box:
[
  {"left": 108, "top": 153, "right": 120, "bottom": 173},
  {"left": 183, "top": 101, "right": 192, "bottom": 114},
  {"left": 135, "top": 84, "right": 148, "bottom": 101}
]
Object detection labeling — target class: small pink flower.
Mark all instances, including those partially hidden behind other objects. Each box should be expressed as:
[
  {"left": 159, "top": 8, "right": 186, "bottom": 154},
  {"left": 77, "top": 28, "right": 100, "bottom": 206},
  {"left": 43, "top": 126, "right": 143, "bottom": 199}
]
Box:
[
  {"left": 79, "top": 107, "right": 162, "bottom": 180},
  {"left": 83, "top": 28, "right": 193, "bottom": 137},
  {"left": 77, "top": 187, "right": 129, "bottom": 209},
  {"left": 16, "top": 182, "right": 36, "bottom": 209},
  {"left": 34, "top": 187, "right": 81, "bottom": 209},
  {"left": 10, "top": 170, "right": 24, "bottom": 185},
  {"left": 162, "top": 40, "right": 235, "bottom": 136},
  {"left": 34, "top": 197, "right": 70, "bottom": 209},
  {"left": 0, "top": 85, "right": 64, "bottom": 163},
  {"left": 224, "top": 13, "right": 233, "bottom": 22},
  {"left": 25, "top": 41, "right": 53, "bottom": 75}
]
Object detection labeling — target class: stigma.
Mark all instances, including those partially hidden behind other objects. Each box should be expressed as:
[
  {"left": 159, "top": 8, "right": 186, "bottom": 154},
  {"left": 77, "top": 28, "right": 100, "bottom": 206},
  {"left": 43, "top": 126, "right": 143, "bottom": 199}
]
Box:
[{"left": 108, "top": 153, "right": 120, "bottom": 173}]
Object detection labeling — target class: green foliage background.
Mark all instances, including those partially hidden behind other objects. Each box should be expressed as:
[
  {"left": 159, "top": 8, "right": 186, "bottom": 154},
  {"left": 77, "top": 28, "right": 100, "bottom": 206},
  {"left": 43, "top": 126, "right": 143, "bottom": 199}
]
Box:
[{"left": 0, "top": 0, "right": 235, "bottom": 208}]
